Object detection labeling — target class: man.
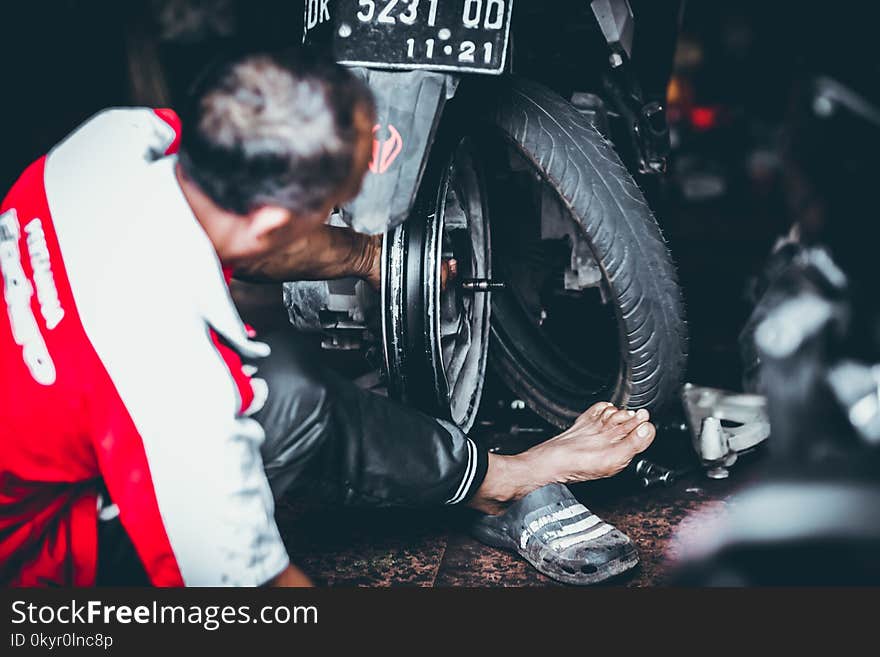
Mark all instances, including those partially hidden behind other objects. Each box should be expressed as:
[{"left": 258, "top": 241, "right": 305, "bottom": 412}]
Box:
[{"left": 0, "top": 51, "right": 655, "bottom": 587}]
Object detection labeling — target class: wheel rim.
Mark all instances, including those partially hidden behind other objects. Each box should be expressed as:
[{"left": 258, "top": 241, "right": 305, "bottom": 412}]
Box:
[{"left": 382, "top": 139, "right": 491, "bottom": 432}]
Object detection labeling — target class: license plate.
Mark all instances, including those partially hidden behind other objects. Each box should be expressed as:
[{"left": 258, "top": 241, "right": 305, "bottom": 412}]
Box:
[{"left": 331, "top": 0, "right": 513, "bottom": 74}]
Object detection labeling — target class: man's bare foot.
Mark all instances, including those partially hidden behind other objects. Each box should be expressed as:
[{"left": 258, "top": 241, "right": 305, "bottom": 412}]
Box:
[{"left": 469, "top": 401, "right": 656, "bottom": 515}]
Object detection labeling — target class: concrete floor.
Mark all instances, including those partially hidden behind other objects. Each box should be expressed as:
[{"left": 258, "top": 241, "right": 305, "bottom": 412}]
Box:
[{"left": 275, "top": 467, "right": 739, "bottom": 587}]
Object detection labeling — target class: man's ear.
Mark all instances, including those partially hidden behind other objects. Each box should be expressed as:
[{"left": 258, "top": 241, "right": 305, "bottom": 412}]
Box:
[{"left": 246, "top": 205, "right": 291, "bottom": 239}]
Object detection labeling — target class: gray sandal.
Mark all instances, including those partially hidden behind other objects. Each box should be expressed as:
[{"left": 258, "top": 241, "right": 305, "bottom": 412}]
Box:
[{"left": 470, "top": 483, "right": 639, "bottom": 585}]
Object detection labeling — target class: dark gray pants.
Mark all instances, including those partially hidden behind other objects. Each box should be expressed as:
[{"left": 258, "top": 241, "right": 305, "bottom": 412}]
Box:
[{"left": 253, "top": 327, "right": 487, "bottom": 507}]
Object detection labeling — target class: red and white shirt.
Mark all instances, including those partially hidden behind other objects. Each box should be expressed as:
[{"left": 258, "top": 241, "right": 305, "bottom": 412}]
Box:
[{"left": 0, "top": 108, "right": 289, "bottom": 586}]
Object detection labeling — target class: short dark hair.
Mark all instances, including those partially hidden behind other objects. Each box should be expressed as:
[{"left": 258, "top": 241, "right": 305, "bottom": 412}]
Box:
[{"left": 178, "top": 50, "right": 374, "bottom": 215}]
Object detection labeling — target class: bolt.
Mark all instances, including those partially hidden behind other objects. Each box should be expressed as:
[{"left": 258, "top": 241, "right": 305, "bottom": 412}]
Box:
[
  {"left": 706, "top": 466, "right": 729, "bottom": 480},
  {"left": 609, "top": 52, "right": 624, "bottom": 68},
  {"left": 643, "top": 102, "right": 667, "bottom": 133},
  {"left": 460, "top": 278, "right": 505, "bottom": 292},
  {"left": 338, "top": 23, "right": 352, "bottom": 38}
]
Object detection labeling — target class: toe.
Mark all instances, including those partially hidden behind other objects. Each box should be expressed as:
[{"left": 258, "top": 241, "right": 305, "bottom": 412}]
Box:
[
  {"left": 606, "top": 408, "right": 636, "bottom": 426},
  {"left": 612, "top": 409, "right": 652, "bottom": 440},
  {"left": 623, "top": 420, "right": 656, "bottom": 454},
  {"left": 582, "top": 401, "right": 614, "bottom": 420},
  {"left": 575, "top": 402, "right": 614, "bottom": 427},
  {"left": 599, "top": 406, "right": 620, "bottom": 424}
]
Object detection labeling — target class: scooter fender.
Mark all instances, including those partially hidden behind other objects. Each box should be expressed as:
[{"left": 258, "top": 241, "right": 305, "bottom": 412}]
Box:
[{"left": 342, "top": 68, "right": 459, "bottom": 235}]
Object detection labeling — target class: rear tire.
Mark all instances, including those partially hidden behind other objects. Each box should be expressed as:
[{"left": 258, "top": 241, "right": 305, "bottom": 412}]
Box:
[{"left": 483, "top": 78, "right": 687, "bottom": 427}]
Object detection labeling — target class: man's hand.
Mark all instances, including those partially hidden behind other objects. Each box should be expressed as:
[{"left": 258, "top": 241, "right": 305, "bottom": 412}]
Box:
[
  {"left": 469, "top": 402, "right": 655, "bottom": 515},
  {"left": 268, "top": 564, "right": 313, "bottom": 587},
  {"left": 440, "top": 258, "right": 458, "bottom": 292},
  {"left": 355, "top": 237, "right": 457, "bottom": 291}
]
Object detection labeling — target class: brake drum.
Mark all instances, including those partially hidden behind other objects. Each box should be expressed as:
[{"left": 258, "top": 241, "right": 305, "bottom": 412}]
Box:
[{"left": 382, "top": 139, "right": 492, "bottom": 432}]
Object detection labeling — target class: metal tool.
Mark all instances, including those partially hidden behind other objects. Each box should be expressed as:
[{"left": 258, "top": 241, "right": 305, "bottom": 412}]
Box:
[
  {"left": 632, "top": 459, "right": 700, "bottom": 488},
  {"left": 633, "top": 459, "right": 676, "bottom": 488}
]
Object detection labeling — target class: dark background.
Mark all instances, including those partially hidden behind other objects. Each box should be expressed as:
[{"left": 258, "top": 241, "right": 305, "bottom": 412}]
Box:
[
  {"left": 3, "top": 0, "right": 877, "bottom": 587},
  {"left": 3, "top": 0, "right": 872, "bottom": 393}
]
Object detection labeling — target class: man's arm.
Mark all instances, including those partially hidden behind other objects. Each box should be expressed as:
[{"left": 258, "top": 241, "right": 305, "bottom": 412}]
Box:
[
  {"left": 231, "top": 223, "right": 455, "bottom": 313},
  {"left": 237, "top": 224, "right": 382, "bottom": 288}
]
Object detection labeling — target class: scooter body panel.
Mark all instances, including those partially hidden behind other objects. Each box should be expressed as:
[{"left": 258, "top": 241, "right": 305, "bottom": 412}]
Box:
[{"left": 342, "top": 68, "right": 458, "bottom": 234}]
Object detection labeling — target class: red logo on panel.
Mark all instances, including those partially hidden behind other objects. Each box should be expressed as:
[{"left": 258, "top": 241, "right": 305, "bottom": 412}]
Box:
[{"left": 369, "top": 124, "right": 403, "bottom": 174}]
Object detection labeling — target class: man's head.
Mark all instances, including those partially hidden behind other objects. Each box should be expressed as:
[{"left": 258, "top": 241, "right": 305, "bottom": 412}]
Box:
[{"left": 177, "top": 51, "right": 375, "bottom": 265}]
